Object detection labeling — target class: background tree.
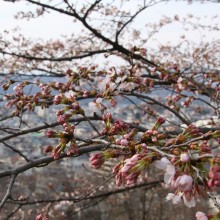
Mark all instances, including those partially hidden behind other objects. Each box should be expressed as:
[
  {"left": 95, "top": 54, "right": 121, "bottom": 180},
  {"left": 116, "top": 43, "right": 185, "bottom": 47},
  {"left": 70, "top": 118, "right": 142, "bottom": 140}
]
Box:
[{"left": 0, "top": 0, "right": 220, "bottom": 219}]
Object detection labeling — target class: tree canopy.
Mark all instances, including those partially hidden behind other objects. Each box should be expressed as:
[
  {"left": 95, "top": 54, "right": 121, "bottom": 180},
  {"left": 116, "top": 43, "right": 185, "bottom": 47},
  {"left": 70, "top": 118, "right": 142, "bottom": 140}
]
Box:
[{"left": 0, "top": 0, "right": 220, "bottom": 219}]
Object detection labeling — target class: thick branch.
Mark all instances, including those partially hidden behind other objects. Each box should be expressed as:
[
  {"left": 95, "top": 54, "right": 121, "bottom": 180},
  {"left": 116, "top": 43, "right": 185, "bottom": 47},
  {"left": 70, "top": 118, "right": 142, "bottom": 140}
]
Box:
[
  {"left": 1, "top": 48, "right": 114, "bottom": 62},
  {"left": 25, "top": 0, "right": 157, "bottom": 67},
  {"left": 0, "top": 116, "right": 99, "bottom": 143},
  {"left": 0, "top": 144, "right": 107, "bottom": 179},
  {"left": 0, "top": 115, "right": 147, "bottom": 143}
]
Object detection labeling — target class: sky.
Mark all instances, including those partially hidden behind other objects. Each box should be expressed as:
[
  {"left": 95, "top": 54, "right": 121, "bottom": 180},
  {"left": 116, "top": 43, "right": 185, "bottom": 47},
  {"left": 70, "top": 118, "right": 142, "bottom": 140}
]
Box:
[{"left": 0, "top": 1, "right": 220, "bottom": 49}]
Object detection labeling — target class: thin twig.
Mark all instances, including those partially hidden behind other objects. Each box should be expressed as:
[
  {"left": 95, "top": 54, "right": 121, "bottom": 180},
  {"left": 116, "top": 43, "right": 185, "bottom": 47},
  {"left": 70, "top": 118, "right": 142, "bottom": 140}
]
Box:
[
  {"left": 76, "top": 174, "right": 115, "bottom": 202},
  {"left": 147, "top": 146, "right": 173, "bottom": 157},
  {"left": 82, "top": 114, "right": 101, "bottom": 136},
  {"left": 4, "top": 204, "right": 22, "bottom": 220},
  {"left": 0, "top": 173, "right": 17, "bottom": 209},
  {"left": 2, "top": 142, "right": 30, "bottom": 162},
  {"left": 121, "top": 92, "right": 190, "bottom": 125},
  {"left": 162, "top": 132, "right": 212, "bottom": 150},
  {"left": 207, "top": 192, "right": 220, "bottom": 210},
  {"left": 7, "top": 180, "right": 160, "bottom": 205}
]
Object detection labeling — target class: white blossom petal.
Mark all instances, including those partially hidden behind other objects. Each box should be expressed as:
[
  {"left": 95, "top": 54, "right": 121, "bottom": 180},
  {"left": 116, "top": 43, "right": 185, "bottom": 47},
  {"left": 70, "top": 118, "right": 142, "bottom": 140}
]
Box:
[
  {"left": 164, "top": 173, "right": 174, "bottom": 184},
  {"left": 166, "top": 165, "right": 176, "bottom": 175},
  {"left": 154, "top": 160, "right": 167, "bottom": 170},
  {"left": 172, "top": 194, "right": 182, "bottom": 204},
  {"left": 161, "top": 157, "right": 171, "bottom": 165},
  {"left": 166, "top": 193, "right": 181, "bottom": 204},
  {"left": 183, "top": 195, "right": 196, "bottom": 208},
  {"left": 166, "top": 193, "right": 175, "bottom": 201}
]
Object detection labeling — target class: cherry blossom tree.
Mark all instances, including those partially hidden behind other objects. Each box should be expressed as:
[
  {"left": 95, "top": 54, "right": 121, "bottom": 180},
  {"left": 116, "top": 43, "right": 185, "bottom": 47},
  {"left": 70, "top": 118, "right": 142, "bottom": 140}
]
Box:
[{"left": 0, "top": 0, "right": 220, "bottom": 219}]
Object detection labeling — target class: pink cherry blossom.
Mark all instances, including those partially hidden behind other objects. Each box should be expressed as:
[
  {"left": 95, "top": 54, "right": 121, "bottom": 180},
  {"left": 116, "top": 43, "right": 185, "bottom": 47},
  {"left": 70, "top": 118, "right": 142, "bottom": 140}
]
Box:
[
  {"left": 166, "top": 193, "right": 182, "bottom": 205},
  {"left": 195, "top": 211, "right": 208, "bottom": 220},
  {"left": 182, "top": 190, "right": 196, "bottom": 208},
  {"left": 166, "top": 190, "right": 197, "bottom": 208},
  {"left": 174, "top": 174, "right": 193, "bottom": 191},
  {"left": 120, "top": 139, "right": 129, "bottom": 146},
  {"left": 154, "top": 157, "right": 175, "bottom": 184}
]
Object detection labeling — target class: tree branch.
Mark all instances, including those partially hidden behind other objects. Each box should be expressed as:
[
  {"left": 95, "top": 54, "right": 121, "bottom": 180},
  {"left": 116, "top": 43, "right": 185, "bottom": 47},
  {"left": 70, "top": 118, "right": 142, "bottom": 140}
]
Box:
[
  {"left": 7, "top": 180, "right": 160, "bottom": 205},
  {"left": 25, "top": 0, "right": 157, "bottom": 67},
  {"left": 0, "top": 173, "right": 17, "bottom": 209},
  {"left": 121, "top": 92, "right": 191, "bottom": 125},
  {"left": 2, "top": 142, "right": 30, "bottom": 162},
  {"left": 0, "top": 144, "right": 108, "bottom": 179},
  {"left": 83, "top": 0, "right": 102, "bottom": 20},
  {"left": 1, "top": 48, "right": 114, "bottom": 62}
]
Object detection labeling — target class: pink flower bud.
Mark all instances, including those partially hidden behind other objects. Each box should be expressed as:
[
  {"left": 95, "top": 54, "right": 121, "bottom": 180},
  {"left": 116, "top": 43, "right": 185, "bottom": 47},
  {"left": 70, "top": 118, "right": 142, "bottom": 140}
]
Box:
[
  {"left": 153, "top": 116, "right": 166, "bottom": 130},
  {"left": 152, "top": 137, "right": 157, "bottom": 142},
  {"left": 207, "top": 179, "right": 214, "bottom": 188},
  {"left": 83, "top": 91, "right": 89, "bottom": 97},
  {"left": 53, "top": 94, "right": 63, "bottom": 104},
  {"left": 102, "top": 112, "right": 112, "bottom": 122},
  {"left": 214, "top": 180, "right": 220, "bottom": 186},
  {"left": 120, "top": 139, "right": 129, "bottom": 146},
  {"left": 141, "top": 143, "right": 147, "bottom": 148},
  {"left": 46, "top": 130, "right": 56, "bottom": 138},
  {"left": 209, "top": 165, "right": 220, "bottom": 186},
  {"left": 63, "top": 123, "right": 68, "bottom": 127},
  {"left": 56, "top": 110, "right": 63, "bottom": 116},
  {"left": 115, "top": 139, "right": 121, "bottom": 145},
  {"left": 180, "top": 153, "right": 190, "bottom": 162},
  {"left": 123, "top": 134, "right": 130, "bottom": 140},
  {"left": 214, "top": 173, "right": 220, "bottom": 180},
  {"left": 106, "top": 112, "right": 112, "bottom": 119},
  {"left": 116, "top": 172, "right": 124, "bottom": 187},
  {"left": 55, "top": 82, "right": 62, "bottom": 88},
  {"left": 44, "top": 146, "right": 53, "bottom": 153},
  {"left": 146, "top": 130, "right": 153, "bottom": 136},
  {"left": 51, "top": 146, "right": 61, "bottom": 160},
  {"left": 72, "top": 103, "right": 80, "bottom": 109},
  {"left": 209, "top": 171, "right": 215, "bottom": 179},
  {"left": 211, "top": 165, "right": 220, "bottom": 172},
  {"left": 90, "top": 153, "right": 105, "bottom": 169},
  {"left": 36, "top": 214, "right": 42, "bottom": 220},
  {"left": 110, "top": 98, "right": 117, "bottom": 107},
  {"left": 112, "top": 163, "right": 121, "bottom": 174}
]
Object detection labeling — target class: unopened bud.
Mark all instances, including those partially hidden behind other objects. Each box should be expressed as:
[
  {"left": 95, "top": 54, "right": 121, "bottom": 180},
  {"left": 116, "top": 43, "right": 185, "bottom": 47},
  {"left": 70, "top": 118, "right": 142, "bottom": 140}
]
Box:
[
  {"left": 120, "top": 139, "right": 129, "bottom": 146},
  {"left": 180, "top": 153, "right": 190, "bottom": 162},
  {"left": 44, "top": 146, "right": 53, "bottom": 153}
]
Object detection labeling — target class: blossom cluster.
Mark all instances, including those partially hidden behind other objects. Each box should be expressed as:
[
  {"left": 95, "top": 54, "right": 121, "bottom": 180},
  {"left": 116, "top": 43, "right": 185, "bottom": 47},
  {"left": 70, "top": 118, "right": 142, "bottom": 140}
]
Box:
[
  {"left": 89, "top": 117, "right": 220, "bottom": 218},
  {"left": 2, "top": 65, "right": 220, "bottom": 219}
]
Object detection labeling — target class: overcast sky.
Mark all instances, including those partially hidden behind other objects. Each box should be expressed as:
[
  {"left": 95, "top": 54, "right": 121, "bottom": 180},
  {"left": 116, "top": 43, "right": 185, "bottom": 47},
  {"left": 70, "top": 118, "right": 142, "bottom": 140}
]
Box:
[{"left": 0, "top": 1, "right": 220, "bottom": 48}]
